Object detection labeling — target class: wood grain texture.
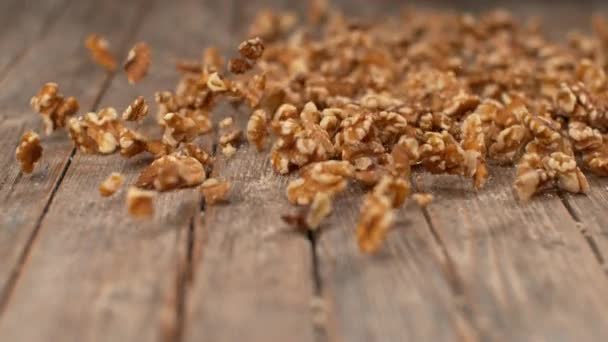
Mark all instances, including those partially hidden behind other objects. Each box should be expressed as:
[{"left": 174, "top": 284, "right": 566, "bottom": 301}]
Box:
[
  {"left": 0, "top": 0, "right": 69, "bottom": 79},
  {"left": 184, "top": 143, "right": 317, "bottom": 342},
  {"left": 0, "top": 0, "right": 235, "bottom": 341},
  {"left": 0, "top": 0, "right": 144, "bottom": 303},
  {"left": 421, "top": 167, "right": 608, "bottom": 341},
  {"left": 317, "top": 186, "right": 476, "bottom": 342}
]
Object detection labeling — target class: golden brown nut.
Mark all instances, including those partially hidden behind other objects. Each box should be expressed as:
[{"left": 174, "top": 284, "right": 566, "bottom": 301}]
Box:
[
  {"left": 122, "top": 96, "right": 149, "bottom": 122},
  {"left": 124, "top": 42, "right": 151, "bottom": 84},
  {"left": 200, "top": 178, "right": 231, "bottom": 205},
  {"left": 126, "top": 187, "right": 155, "bottom": 218},
  {"left": 85, "top": 34, "right": 117, "bottom": 71},
  {"left": 99, "top": 172, "right": 124, "bottom": 197},
  {"left": 15, "top": 131, "right": 43, "bottom": 174}
]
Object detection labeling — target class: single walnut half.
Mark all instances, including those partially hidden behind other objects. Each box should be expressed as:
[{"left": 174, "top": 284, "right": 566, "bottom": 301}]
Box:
[
  {"left": 99, "top": 172, "right": 124, "bottom": 197},
  {"left": 286, "top": 160, "right": 354, "bottom": 205},
  {"left": 239, "top": 37, "right": 265, "bottom": 60},
  {"left": 15, "top": 131, "right": 43, "bottom": 174},
  {"left": 122, "top": 96, "right": 149, "bottom": 122},
  {"left": 356, "top": 187, "right": 394, "bottom": 254},
  {"left": 124, "top": 42, "right": 151, "bottom": 84},
  {"left": 30, "top": 83, "right": 79, "bottom": 134},
  {"left": 136, "top": 154, "right": 206, "bottom": 191},
  {"left": 305, "top": 191, "right": 333, "bottom": 229},
  {"left": 247, "top": 109, "right": 269, "bottom": 151},
  {"left": 126, "top": 187, "right": 155, "bottom": 218},
  {"left": 85, "top": 34, "right": 117, "bottom": 71},
  {"left": 200, "top": 178, "right": 231, "bottom": 204},
  {"left": 67, "top": 107, "right": 123, "bottom": 154}
]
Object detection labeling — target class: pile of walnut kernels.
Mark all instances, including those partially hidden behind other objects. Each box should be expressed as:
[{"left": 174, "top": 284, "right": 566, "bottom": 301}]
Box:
[{"left": 14, "top": 4, "right": 608, "bottom": 253}]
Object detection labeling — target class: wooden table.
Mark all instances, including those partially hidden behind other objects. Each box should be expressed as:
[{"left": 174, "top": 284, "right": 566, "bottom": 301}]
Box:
[{"left": 1, "top": 0, "right": 608, "bottom": 341}]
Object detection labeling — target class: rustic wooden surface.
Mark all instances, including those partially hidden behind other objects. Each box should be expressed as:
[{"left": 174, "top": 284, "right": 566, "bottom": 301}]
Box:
[{"left": 1, "top": 1, "right": 608, "bottom": 341}]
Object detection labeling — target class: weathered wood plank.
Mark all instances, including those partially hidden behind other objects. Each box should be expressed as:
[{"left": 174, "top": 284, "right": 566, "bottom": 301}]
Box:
[
  {"left": 317, "top": 187, "right": 476, "bottom": 342},
  {"left": 0, "top": 0, "right": 143, "bottom": 304},
  {"left": 0, "top": 0, "right": 69, "bottom": 79},
  {"left": 184, "top": 144, "right": 317, "bottom": 342},
  {"left": 0, "top": 0, "right": 234, "bottom": 341},
  {"left": 421, "top": 167, "right": 608, "bottom": 341}
]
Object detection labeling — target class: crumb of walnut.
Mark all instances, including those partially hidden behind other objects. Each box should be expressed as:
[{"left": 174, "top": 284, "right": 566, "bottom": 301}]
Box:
[
  {"left": 126, "top": 187, "right": 155, "bottom": 218},
  {"left": 221, "top": 143, "right": 237, "bottom": 158},
  {"left": 122, "top": 96, "right": 148, "bottom": 122},
  {"left": 30, "top": 83, "right": 79, "bottom": 135},
  {"left": 306, "top": 192, "right": 333, "bottom": 229},
  {"left": 85, "top": 34, "right": 117, "bottom": 71},
  {"left": 15, "top": 131, "right": 43, "bottom": 174},
  {"left": 219, "top": 117, "right": 234, "bottom": 129},
  {"left": 219, "top": 129, "right": 242, "bottom": 146},
  {"left": 124, "top": 42, "right": 150, "bottom": 84},
  {"left": 286, "top": 161, "right": 353, "bottom": 205},
  {"left": 200, "top": 178, "right": 231, "bottom": 204},
  {"left": 412, "top": 193, "right": 433, "bottom": 207},
  {"left": 99, "top": 172, "right": 124, "bottom": 197},
  {"left": 207, "top": 72, "right": 229, "bottom": 92},
  {"left": 356, "top": 187, "right": 394, "bottom": 254},
  {"left": 136, "top": 154, "right": 206, "bottom": 191},
  {"left": 247, "top": 109, "right": 268, "bottom": 151},
  {"left": 238, "top": 37, "right": 265, "bottom": 60},
  {"left": 461, "top": 113, "right": 488, "bottom": 189}
]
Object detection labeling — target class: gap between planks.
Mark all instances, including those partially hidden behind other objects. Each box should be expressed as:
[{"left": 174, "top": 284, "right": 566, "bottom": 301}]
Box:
[{"left": 0, "top": 0, "right": 151, "bottom": 318}]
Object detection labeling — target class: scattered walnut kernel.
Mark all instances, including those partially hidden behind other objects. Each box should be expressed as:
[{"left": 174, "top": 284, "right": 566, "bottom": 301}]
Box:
[
  {"left": 136, "top": 154, "right": 206, "bottom": 191},
  {"left": 15, "top": 131, "right": 43, "bottom": 174},
  {"left": 238, "top": 37, "right": 265, "bottom": 60},
  {"left": 356, "top": 187, "right": 394, "bottom": 254},
  {"left": 30, "top": 83, "right": 79, "bottom": 134},
  {"left": 122, "top": 96, "right": 148, "bottom": 122},
  {"left": 126, "top": 187, "right": 155, "bottom": 218},
  {"left": 200, "top": 178, "right": 231, "bottom": 205},
  {"left": 207, "top": 72, "right": 228, "bottom": 92},
  {"left": 412, "top": 193, "right": 434, "bottom": 208},
  {"left": 287, "top": 160, "right": 353, "bottom": 205},
  {"left": 306, "top": 192, "right": 333, "bottom": 229},
  {"left": 221, "top": 143, "right": 237, "bottom": 158},
  {"left": 99, "top": 172, "right": 124, "bottom": 197},
  {"left": 124, "top": 42, "right": 151, "bottom": 84},
  {"left": 247, "top": 109, "right": 268, "bottom": 151},
  {"left": 85, "top": 34, "right": 117, "bottom": 71},
  {"left": 219, "top": 117, "right": 234, "bottom": 129}
]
